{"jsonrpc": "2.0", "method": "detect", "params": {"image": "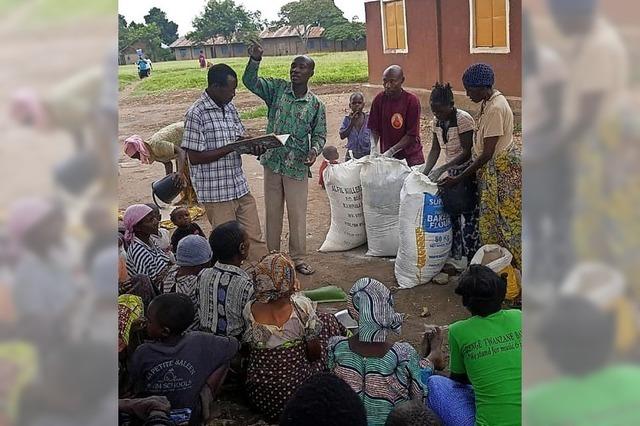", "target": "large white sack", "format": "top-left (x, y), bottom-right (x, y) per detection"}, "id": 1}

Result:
top-left (360, 156), bottom-right (411, 256)
top-left (395, 171), bottom-right (452, 288)
top-left (319, 159), bottom-right (367, 252)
